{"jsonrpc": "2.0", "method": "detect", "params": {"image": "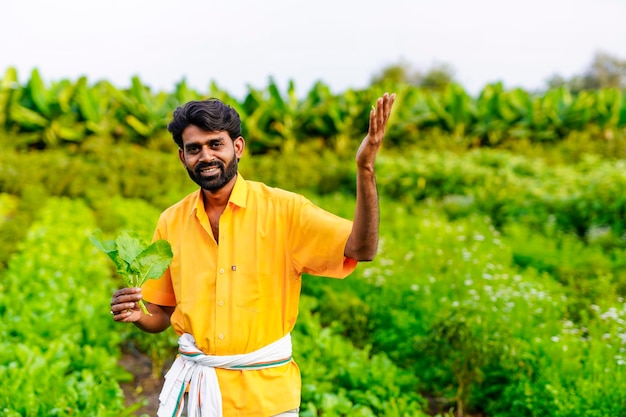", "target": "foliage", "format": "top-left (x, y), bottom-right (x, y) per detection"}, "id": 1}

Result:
top-left (295, 296), bottom-right (429, 417)
top-left (301, 195), bottom-right (626, 416)
top-left (0, 198), bottom-right (133, 415)
top-left (2, 69), bottom-right (626, 416)
top-left (2, 67), bottom-right (626, 156)
top-left (91, 229), bottom-right (173, 315)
